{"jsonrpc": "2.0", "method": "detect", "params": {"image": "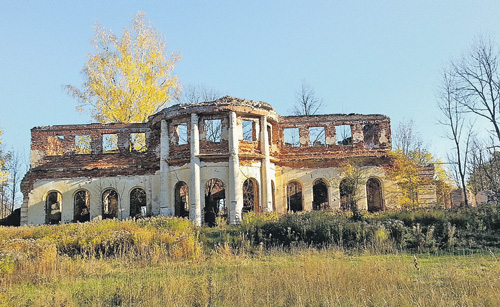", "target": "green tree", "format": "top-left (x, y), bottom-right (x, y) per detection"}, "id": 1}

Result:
top-left (65, 12), bottom-right (181, 123)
